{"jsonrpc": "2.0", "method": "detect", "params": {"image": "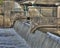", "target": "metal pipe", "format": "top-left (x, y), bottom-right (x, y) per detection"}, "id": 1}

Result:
top-left (21, 3), bottom-right (58, 7)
